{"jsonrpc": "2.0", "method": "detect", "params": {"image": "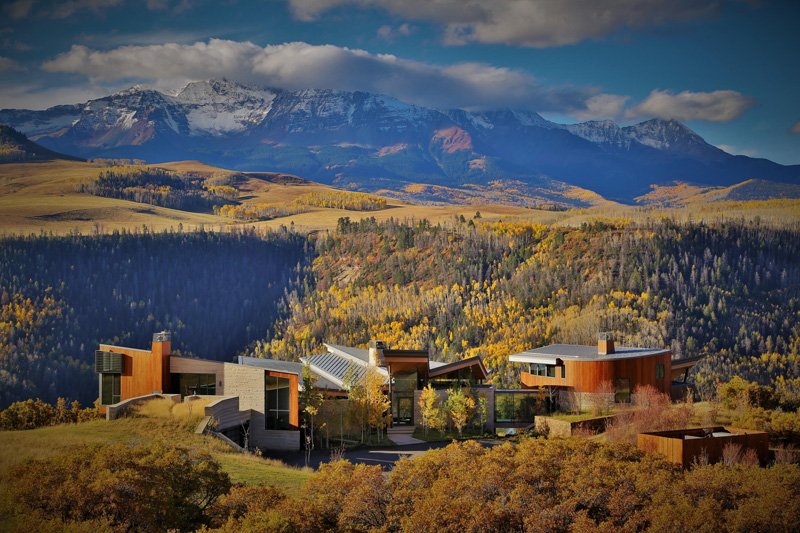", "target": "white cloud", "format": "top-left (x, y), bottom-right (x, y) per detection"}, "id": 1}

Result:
top-left (377, 23), bottom-right (414, 42)
top-left (626, 89), bottom-right (754, 123)
top-left (40, 39), bottom-right (627, 116)
top-left (286, 0), bottom-right (727, 47)
top-left (717, 144), bottom-right (757, 157)
top-left (573, 94), bottom-right (630, 121)
top-left (790, 121), bottom-right (800, 135)
top-left (0, 56), bottom-right (23, 71)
